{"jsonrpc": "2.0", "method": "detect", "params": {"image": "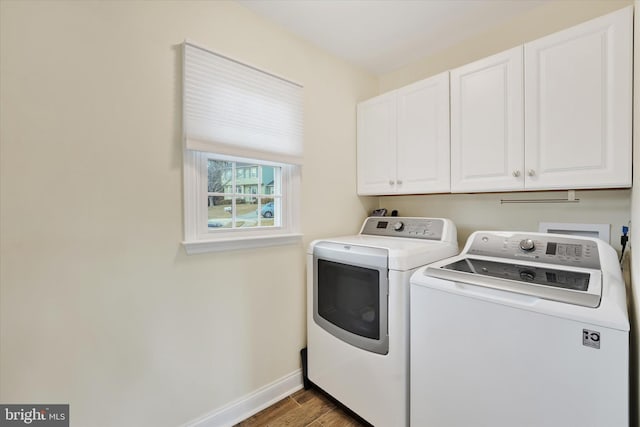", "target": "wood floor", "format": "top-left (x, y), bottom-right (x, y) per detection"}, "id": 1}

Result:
top-left (234, 387), bottom-right (371, 427)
